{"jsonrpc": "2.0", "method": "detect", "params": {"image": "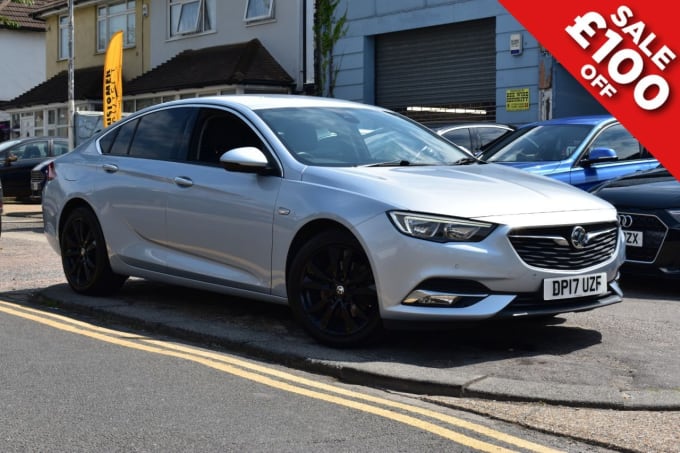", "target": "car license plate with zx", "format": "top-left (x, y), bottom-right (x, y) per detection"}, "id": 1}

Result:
top-left (543, 273), bottom-right (606, 300)
top-left (623, 230), bottom-right (643, 247)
